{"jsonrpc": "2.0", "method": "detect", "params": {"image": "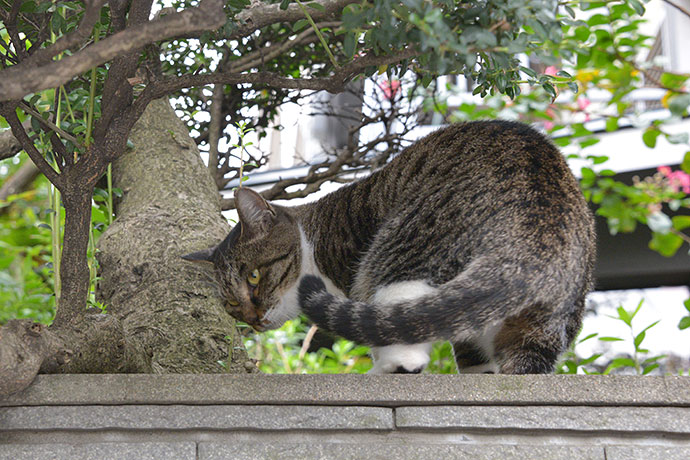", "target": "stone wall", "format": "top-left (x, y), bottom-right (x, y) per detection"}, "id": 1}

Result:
top-left (1, 374), bottom-right (689, 459)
